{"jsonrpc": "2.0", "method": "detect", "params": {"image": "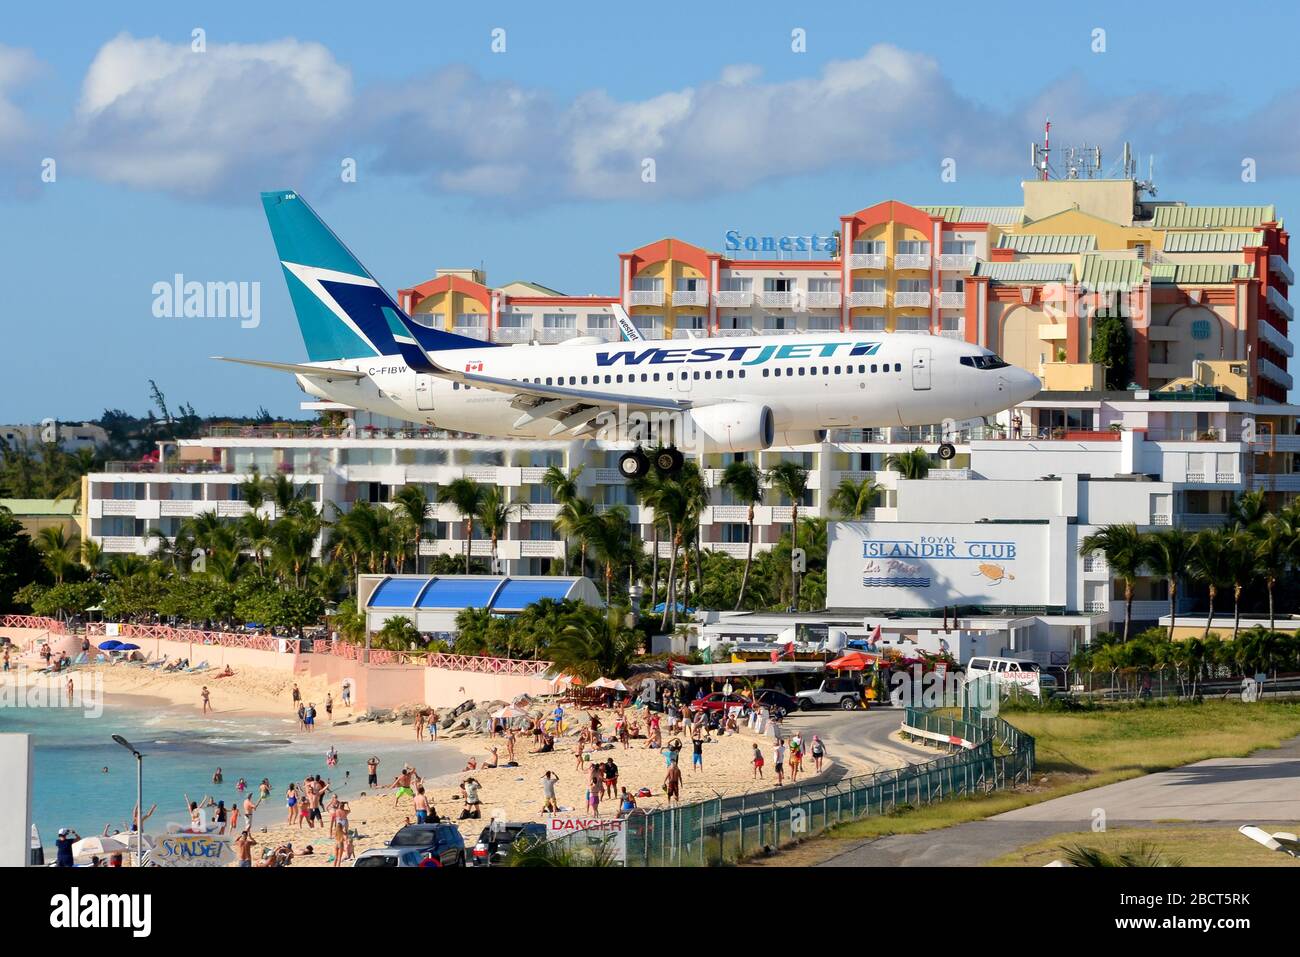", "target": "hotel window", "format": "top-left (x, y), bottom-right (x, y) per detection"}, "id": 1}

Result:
top-left (674, 277), bottom-right (704, 291)
top-left (718, 315), bottom-right (752, 331)
top-left (633, 314), bottom-right (663, 332)
top-left (941, 239), bottom-right (975, 255)
top-left (677, 314), bottom-right (706, 330)
top-left (498, 312), bottom-right (529, 328)
top-left (852, 278), bottom-right (885, 292)
top-left (719, 276), bottom-right (752, 292)
top-left (763, 277), bottom-right (794, 293)
top-left (941, 317), bottom-right (962, 333)
top-left (897, 279), bottom-right (928, 293)
top-left (762, 314), bottom-right (795, 331)
top-left (454, 313), bottom-right (485, 329)
top-left (631, 277), bottom-right (663, 292)
top-left (542, 313), bottom-right (575, 330)
top-left (408, 311), bottom-right (441, 329)
top-left (896, 240), bottom-right (930, 255)
top-left (895, 316), bottom-right (928, 331)
top-left (807, 278), bottom-right (840, 292)
top-left (851, 240), bottom-right (885, 254)
top-left (941, 278), bottom-right (965, 293)
top-left (585, 313), bottom-right (614, 329)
